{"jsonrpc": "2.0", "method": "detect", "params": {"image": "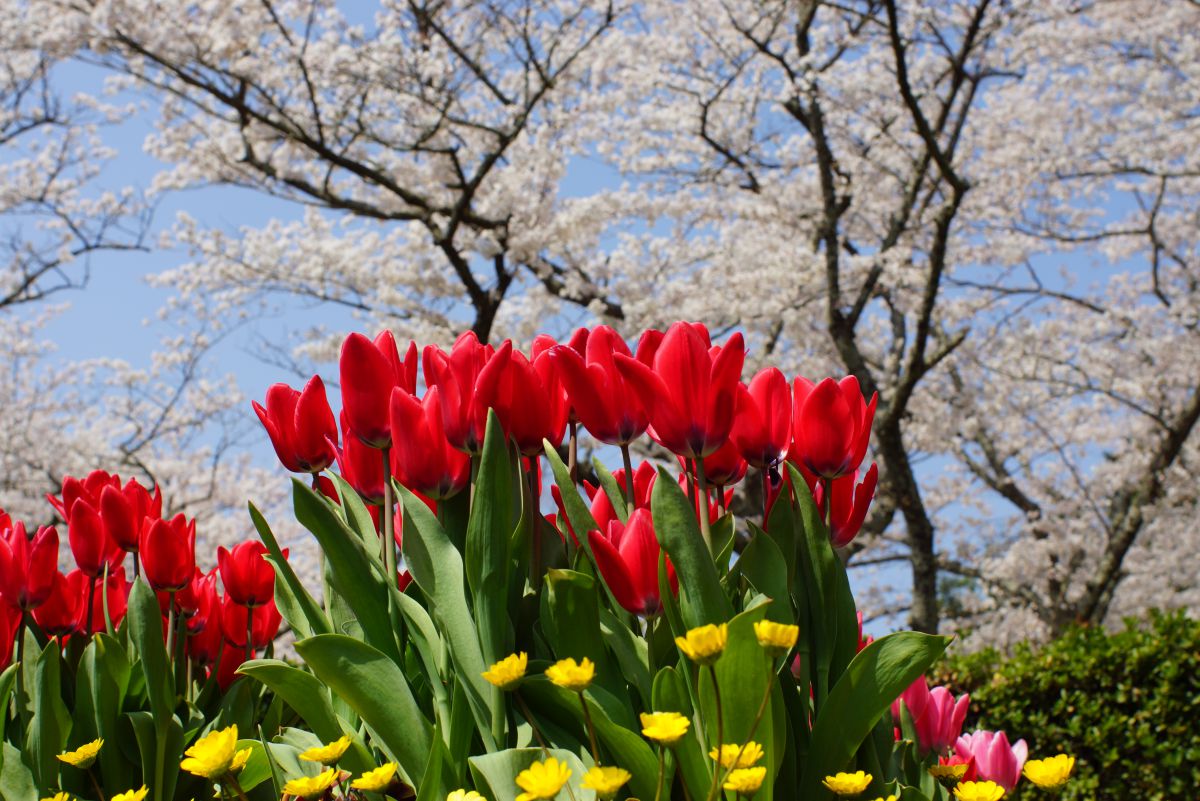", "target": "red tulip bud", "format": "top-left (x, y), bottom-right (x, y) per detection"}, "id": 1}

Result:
top-left (217, 541), bottom-right (279, 608)
top-left (0, 521), bottom-right (59, 610)
top-left (68, 498), bottom-right (124, 579)
top-left (139, 514), bottom-right (196, 592)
